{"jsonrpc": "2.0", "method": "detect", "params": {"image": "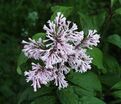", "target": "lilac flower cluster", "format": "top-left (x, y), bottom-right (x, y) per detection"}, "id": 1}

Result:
top-left (22, 12), bottom-right (100, 91)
